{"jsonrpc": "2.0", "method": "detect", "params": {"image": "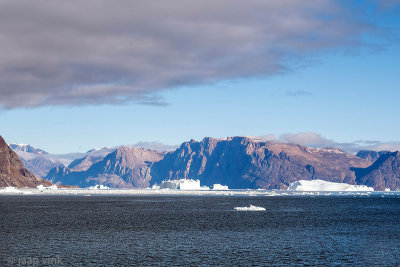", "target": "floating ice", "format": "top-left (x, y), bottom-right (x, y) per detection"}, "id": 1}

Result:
top-left (0, 187), bottom-right (22, 194)
top-left (234, 205), bottom-right (266, 211)
top-left (159, 179), bottom-right (202, 190)
top-left (37, 185), bottom-right (58, 191)
top-left (287, 180), bottom-right (374, 192)
top-left (87, 184), bottom-right (110, 190)
top-left (212, 184), bottom-right (229, 190)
